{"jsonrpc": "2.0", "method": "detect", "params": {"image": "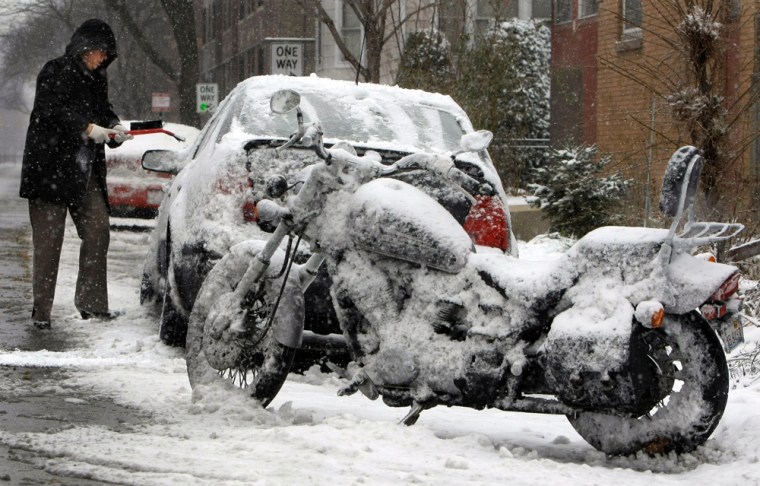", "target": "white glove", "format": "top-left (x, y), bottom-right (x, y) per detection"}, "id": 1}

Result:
top-left (111, 124), bottom-right (134, 143)
top-left (86, 124), bottom-right (119, 144)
